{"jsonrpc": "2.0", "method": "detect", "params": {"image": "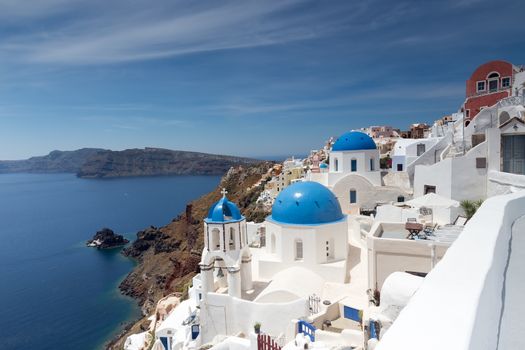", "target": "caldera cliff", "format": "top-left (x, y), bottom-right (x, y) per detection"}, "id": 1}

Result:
top-left (107, 161), bottom-right (273, 349)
